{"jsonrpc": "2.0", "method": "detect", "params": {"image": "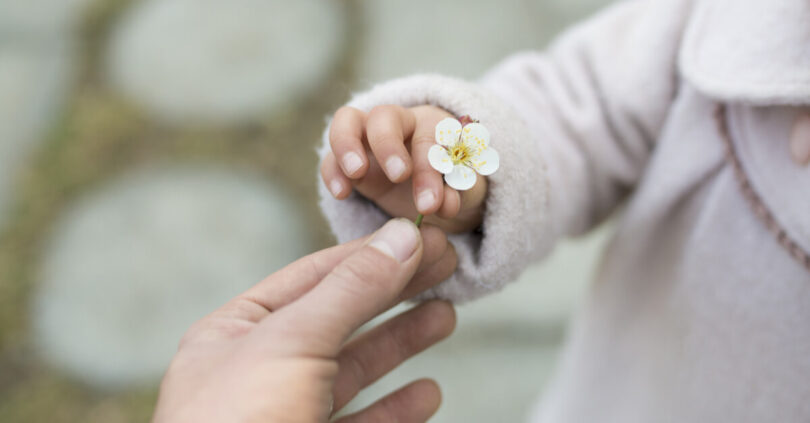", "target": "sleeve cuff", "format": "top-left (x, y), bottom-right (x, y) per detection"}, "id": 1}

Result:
top-left (317, 74), bottom-right (555, 303)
